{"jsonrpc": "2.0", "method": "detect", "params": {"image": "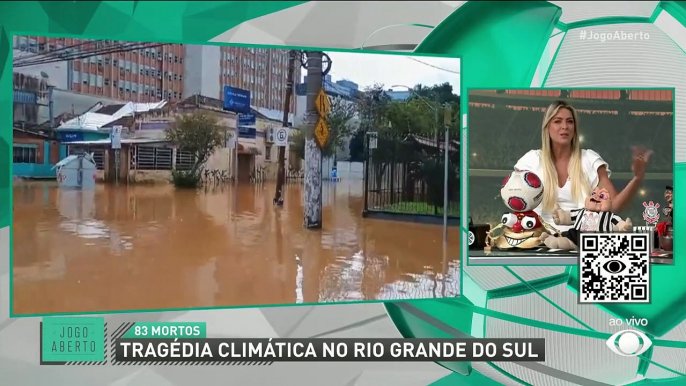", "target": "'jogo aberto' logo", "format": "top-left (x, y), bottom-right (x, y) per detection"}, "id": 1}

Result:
top-left (642, 201), bottom-right (661, 224)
